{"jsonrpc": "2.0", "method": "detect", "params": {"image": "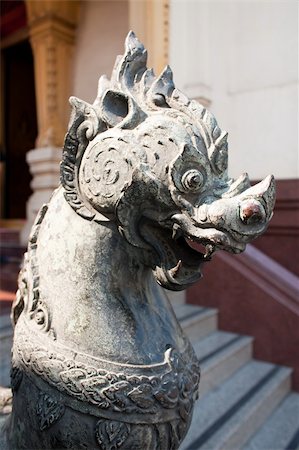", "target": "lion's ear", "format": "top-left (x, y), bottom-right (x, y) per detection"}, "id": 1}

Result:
top-left (100, 89), bottom-right (145, 130)
top-left (60, 97), bottom-right (109, 222)
top-left (100, 90), bottom-right (129, 127)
